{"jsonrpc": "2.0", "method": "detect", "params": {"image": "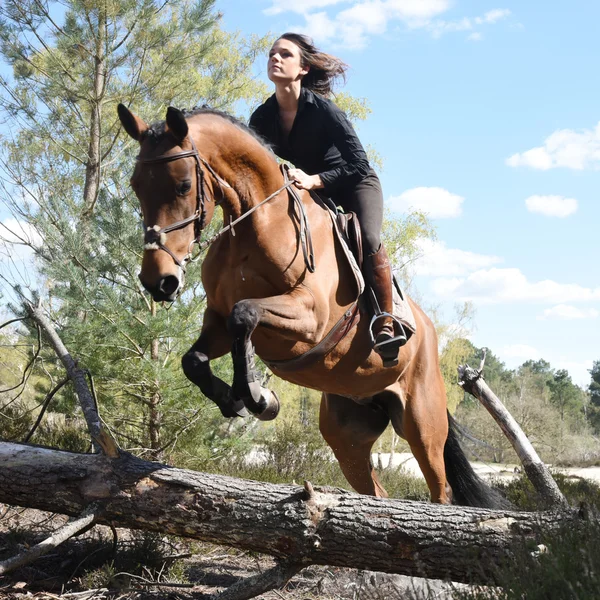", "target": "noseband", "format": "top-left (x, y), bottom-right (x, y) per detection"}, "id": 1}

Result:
top-left (136, 136), bottom-right (231, 270)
